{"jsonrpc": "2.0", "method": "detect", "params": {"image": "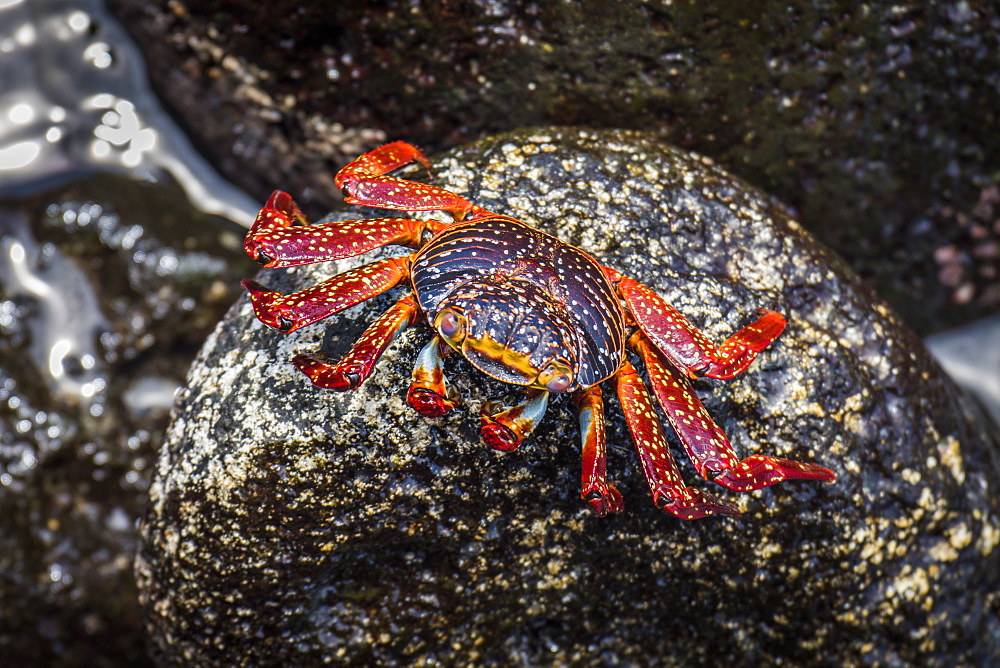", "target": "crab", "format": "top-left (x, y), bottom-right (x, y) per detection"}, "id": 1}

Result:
top-left (241, 141), bottom-right (835, 519)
